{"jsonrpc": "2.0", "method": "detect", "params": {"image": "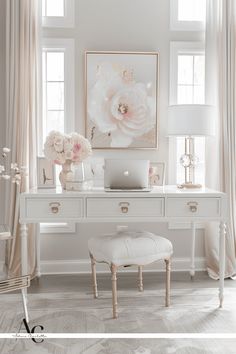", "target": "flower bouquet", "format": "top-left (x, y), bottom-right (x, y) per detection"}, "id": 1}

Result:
top-left (44, 131), bottom-right (92, 189)
top-left (0, 147), bottom-right (27, 185)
